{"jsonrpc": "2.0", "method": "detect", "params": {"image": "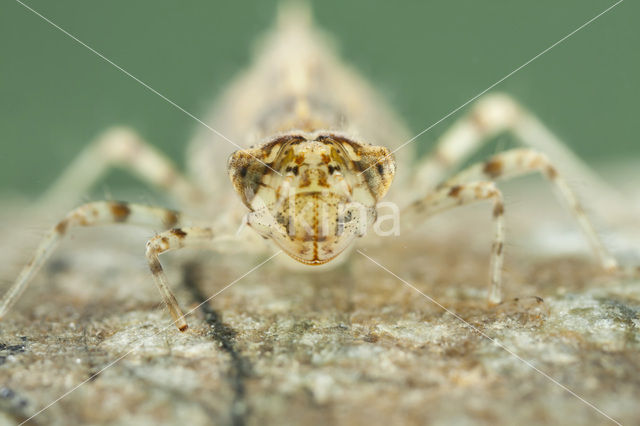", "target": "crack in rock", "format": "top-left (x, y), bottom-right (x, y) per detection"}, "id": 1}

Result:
top-left (182, 262), bottom-right (252, 426)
